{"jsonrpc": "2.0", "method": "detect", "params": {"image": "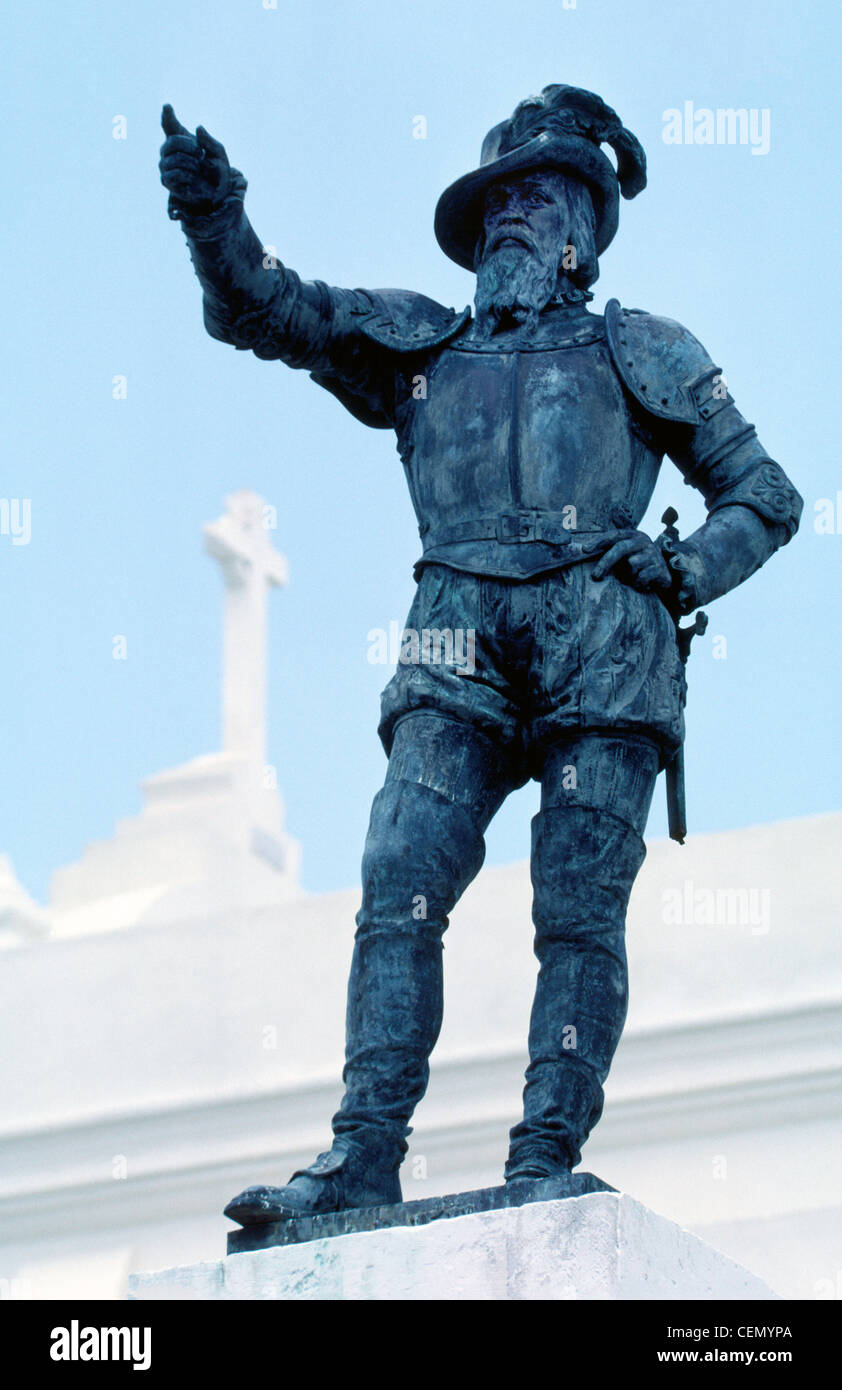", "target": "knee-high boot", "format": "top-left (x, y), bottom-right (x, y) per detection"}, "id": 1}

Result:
top-left (224, 713), bottom-right (515, 1225)
top-left (505, 805), bottom-right (646, 1179)
top-left (329, 774), bottom-right (487, 1184)
top-left (224, 770), bottom-right (488, 1224)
